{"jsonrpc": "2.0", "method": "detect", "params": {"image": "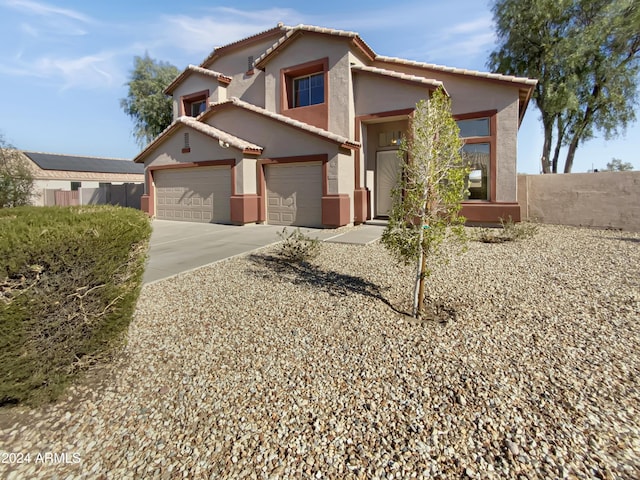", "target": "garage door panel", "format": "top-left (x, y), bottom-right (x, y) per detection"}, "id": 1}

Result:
top-left (266, 163), bottom-right (322, 227)
top-left (155, 166), bottom-right (231, 224)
